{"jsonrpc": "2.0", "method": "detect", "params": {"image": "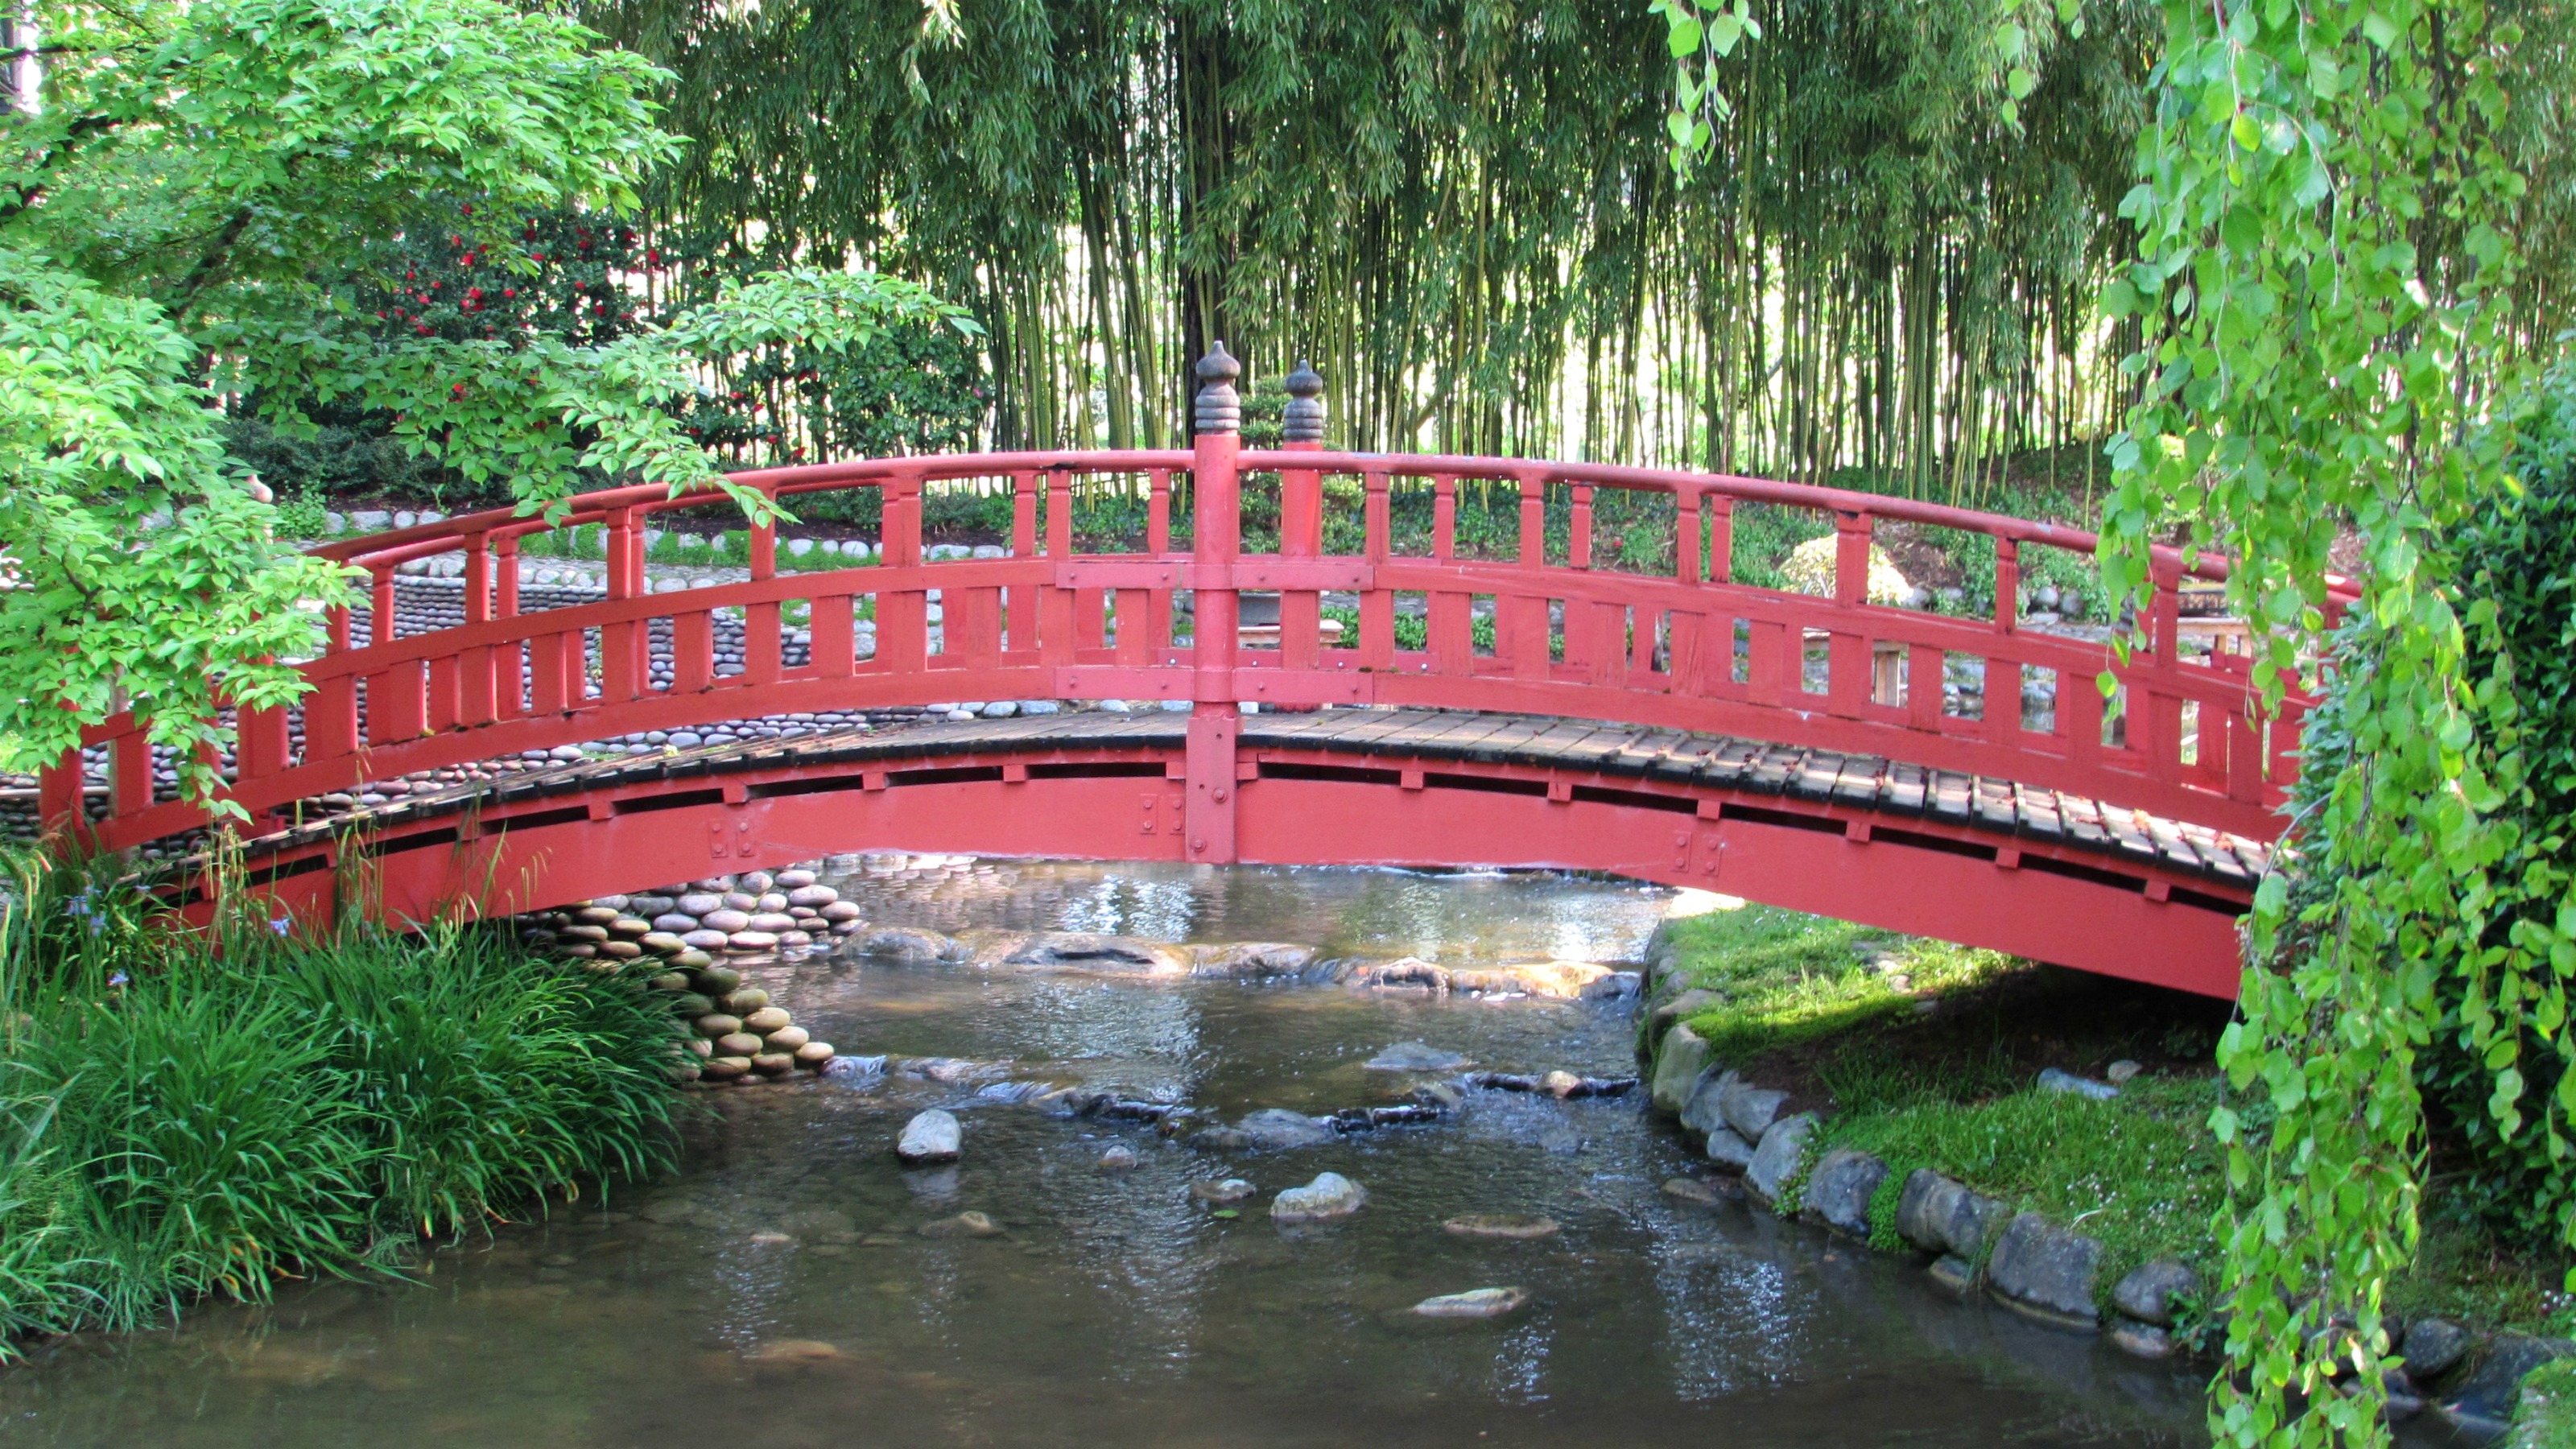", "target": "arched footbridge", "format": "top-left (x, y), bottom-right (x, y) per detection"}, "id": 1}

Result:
top-left (41, 356), bottom-right (2312, 1000)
